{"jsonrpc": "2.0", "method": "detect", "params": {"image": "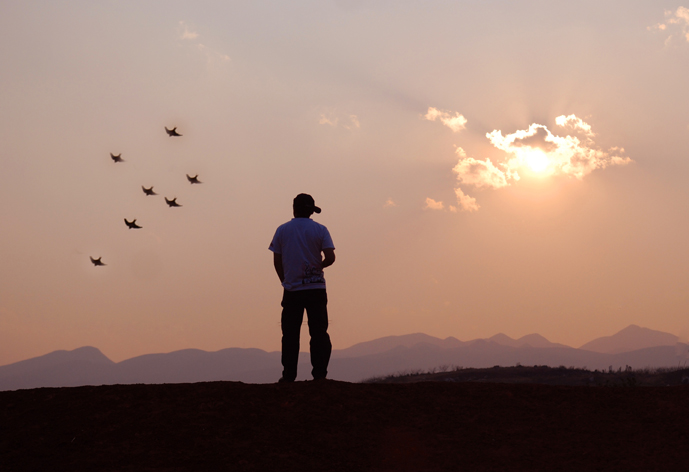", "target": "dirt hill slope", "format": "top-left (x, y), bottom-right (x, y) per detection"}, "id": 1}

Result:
top-left (2, 378), bottom-right (689, 471)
